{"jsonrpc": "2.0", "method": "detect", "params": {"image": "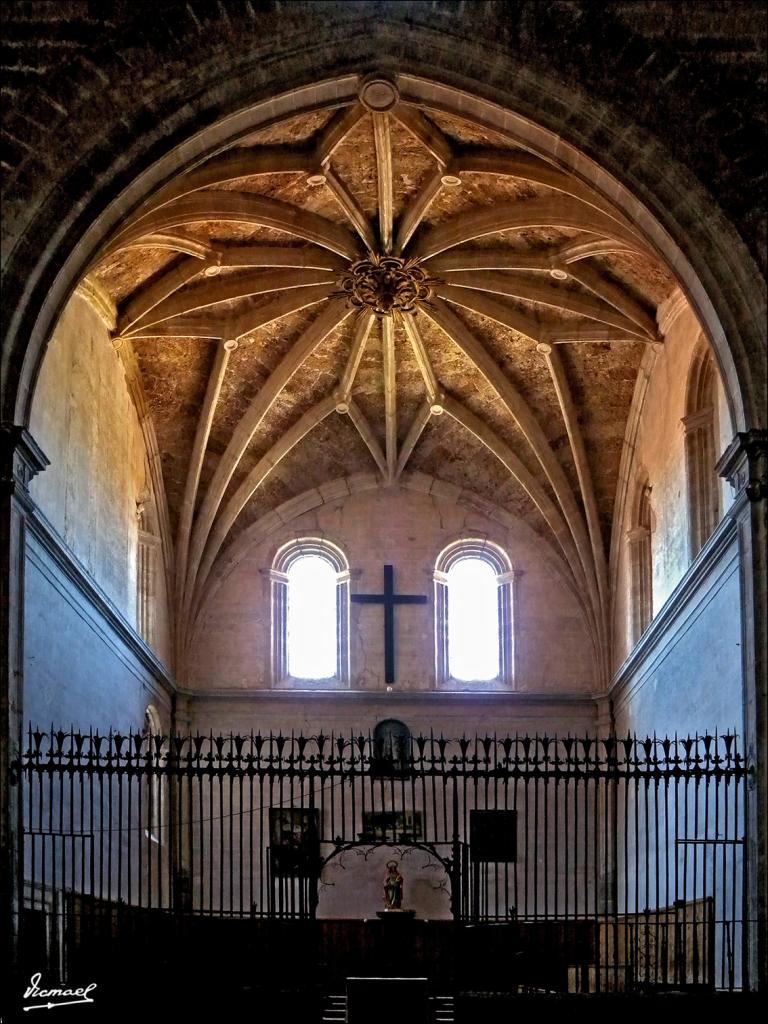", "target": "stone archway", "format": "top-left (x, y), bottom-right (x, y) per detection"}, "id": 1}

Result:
top-left (2, 10), bottom-right (764, 431)
top-left (2, 6), bottom-right (766, 992)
